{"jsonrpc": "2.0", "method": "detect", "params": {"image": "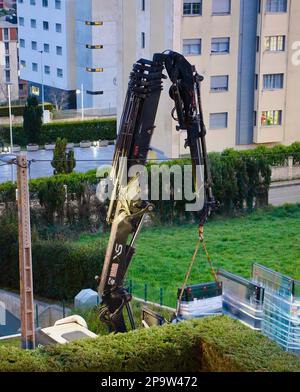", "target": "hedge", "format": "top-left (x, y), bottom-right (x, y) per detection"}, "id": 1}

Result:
top-left (0, 103), bottom-right (53, 118)
top-left (0, 218), bottom-right (104, 300)
top-left (0, 317), bottom-right (299, 372)
top-left (0, 118), bottom-right (117, 146)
